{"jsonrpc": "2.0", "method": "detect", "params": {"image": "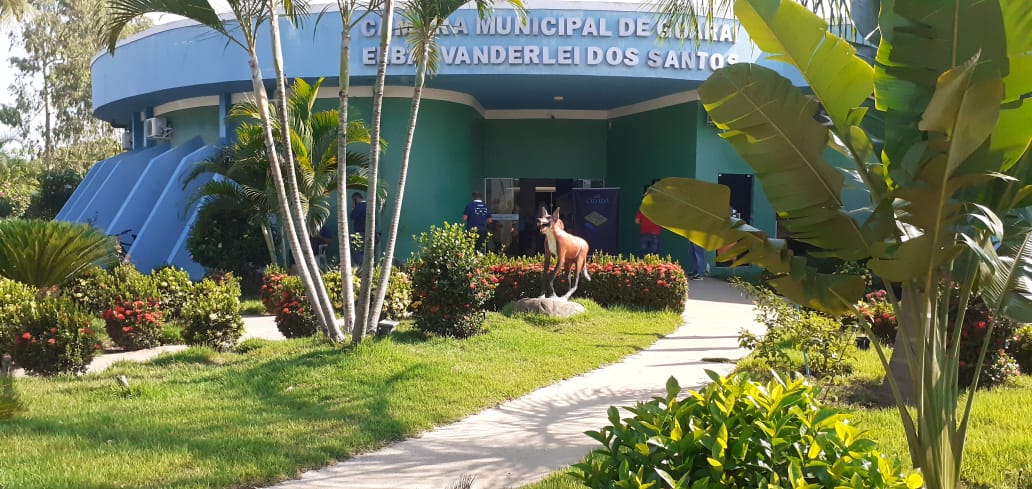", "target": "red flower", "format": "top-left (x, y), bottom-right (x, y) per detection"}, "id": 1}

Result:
top-left (116, 314), bottom-right (126, 321)
top-left (49, 327), bottom-right (58, 333)
top-left (21, 332), bottom-right (31, 340)
top-left (47, 338), bottom-right (56, 345)
top-left (122, 326), bottom-right (133, 332)
top-left (975, 321), bottom-right (987, 329)
top-left (94, 343), bottom-right (102, 350)
top-left (115, 306), bottom-right (125, 314)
